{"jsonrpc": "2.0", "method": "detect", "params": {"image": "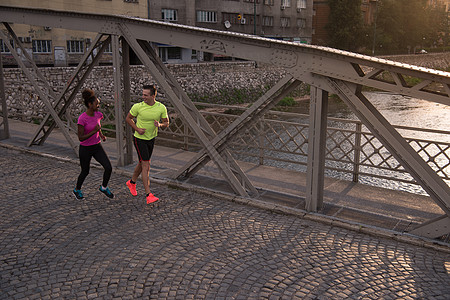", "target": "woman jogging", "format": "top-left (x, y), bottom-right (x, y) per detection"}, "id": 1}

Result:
top-left (73, 89), bottom-right (114, 200)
